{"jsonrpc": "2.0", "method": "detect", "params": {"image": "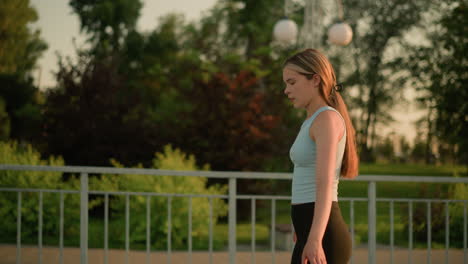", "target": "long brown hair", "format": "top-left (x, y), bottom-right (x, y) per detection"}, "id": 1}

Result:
top-left (283, 48), bottom-right (359, 179)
